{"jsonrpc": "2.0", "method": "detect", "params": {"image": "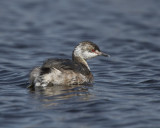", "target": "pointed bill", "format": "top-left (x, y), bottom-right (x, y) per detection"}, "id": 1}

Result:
top-left (96, 51), bottom-right (110, 57)
top-left (100, 52), bottom-right (110, 57)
